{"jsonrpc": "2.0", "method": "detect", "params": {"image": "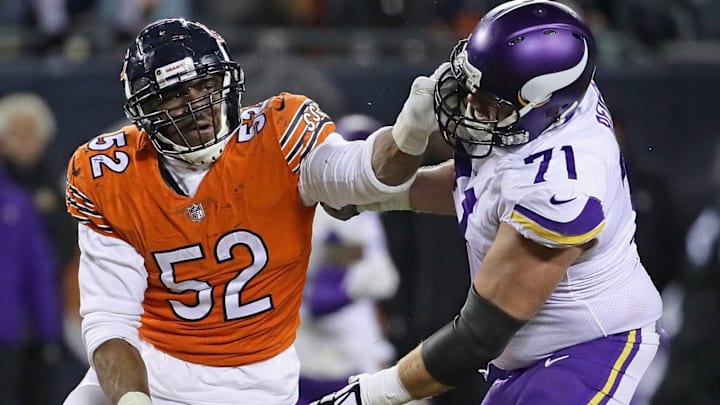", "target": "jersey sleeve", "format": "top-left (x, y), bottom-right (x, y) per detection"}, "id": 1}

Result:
top-left (271, 93), bottom-right (336, 173)
top-left (499, 153), bottom-right (608, 248)
top-left (65, 146), bottom-right (115, 237)
top-left (504, 188), bottom-right (606, 248)
top-left (76, 224), bottom-right (146, 366)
